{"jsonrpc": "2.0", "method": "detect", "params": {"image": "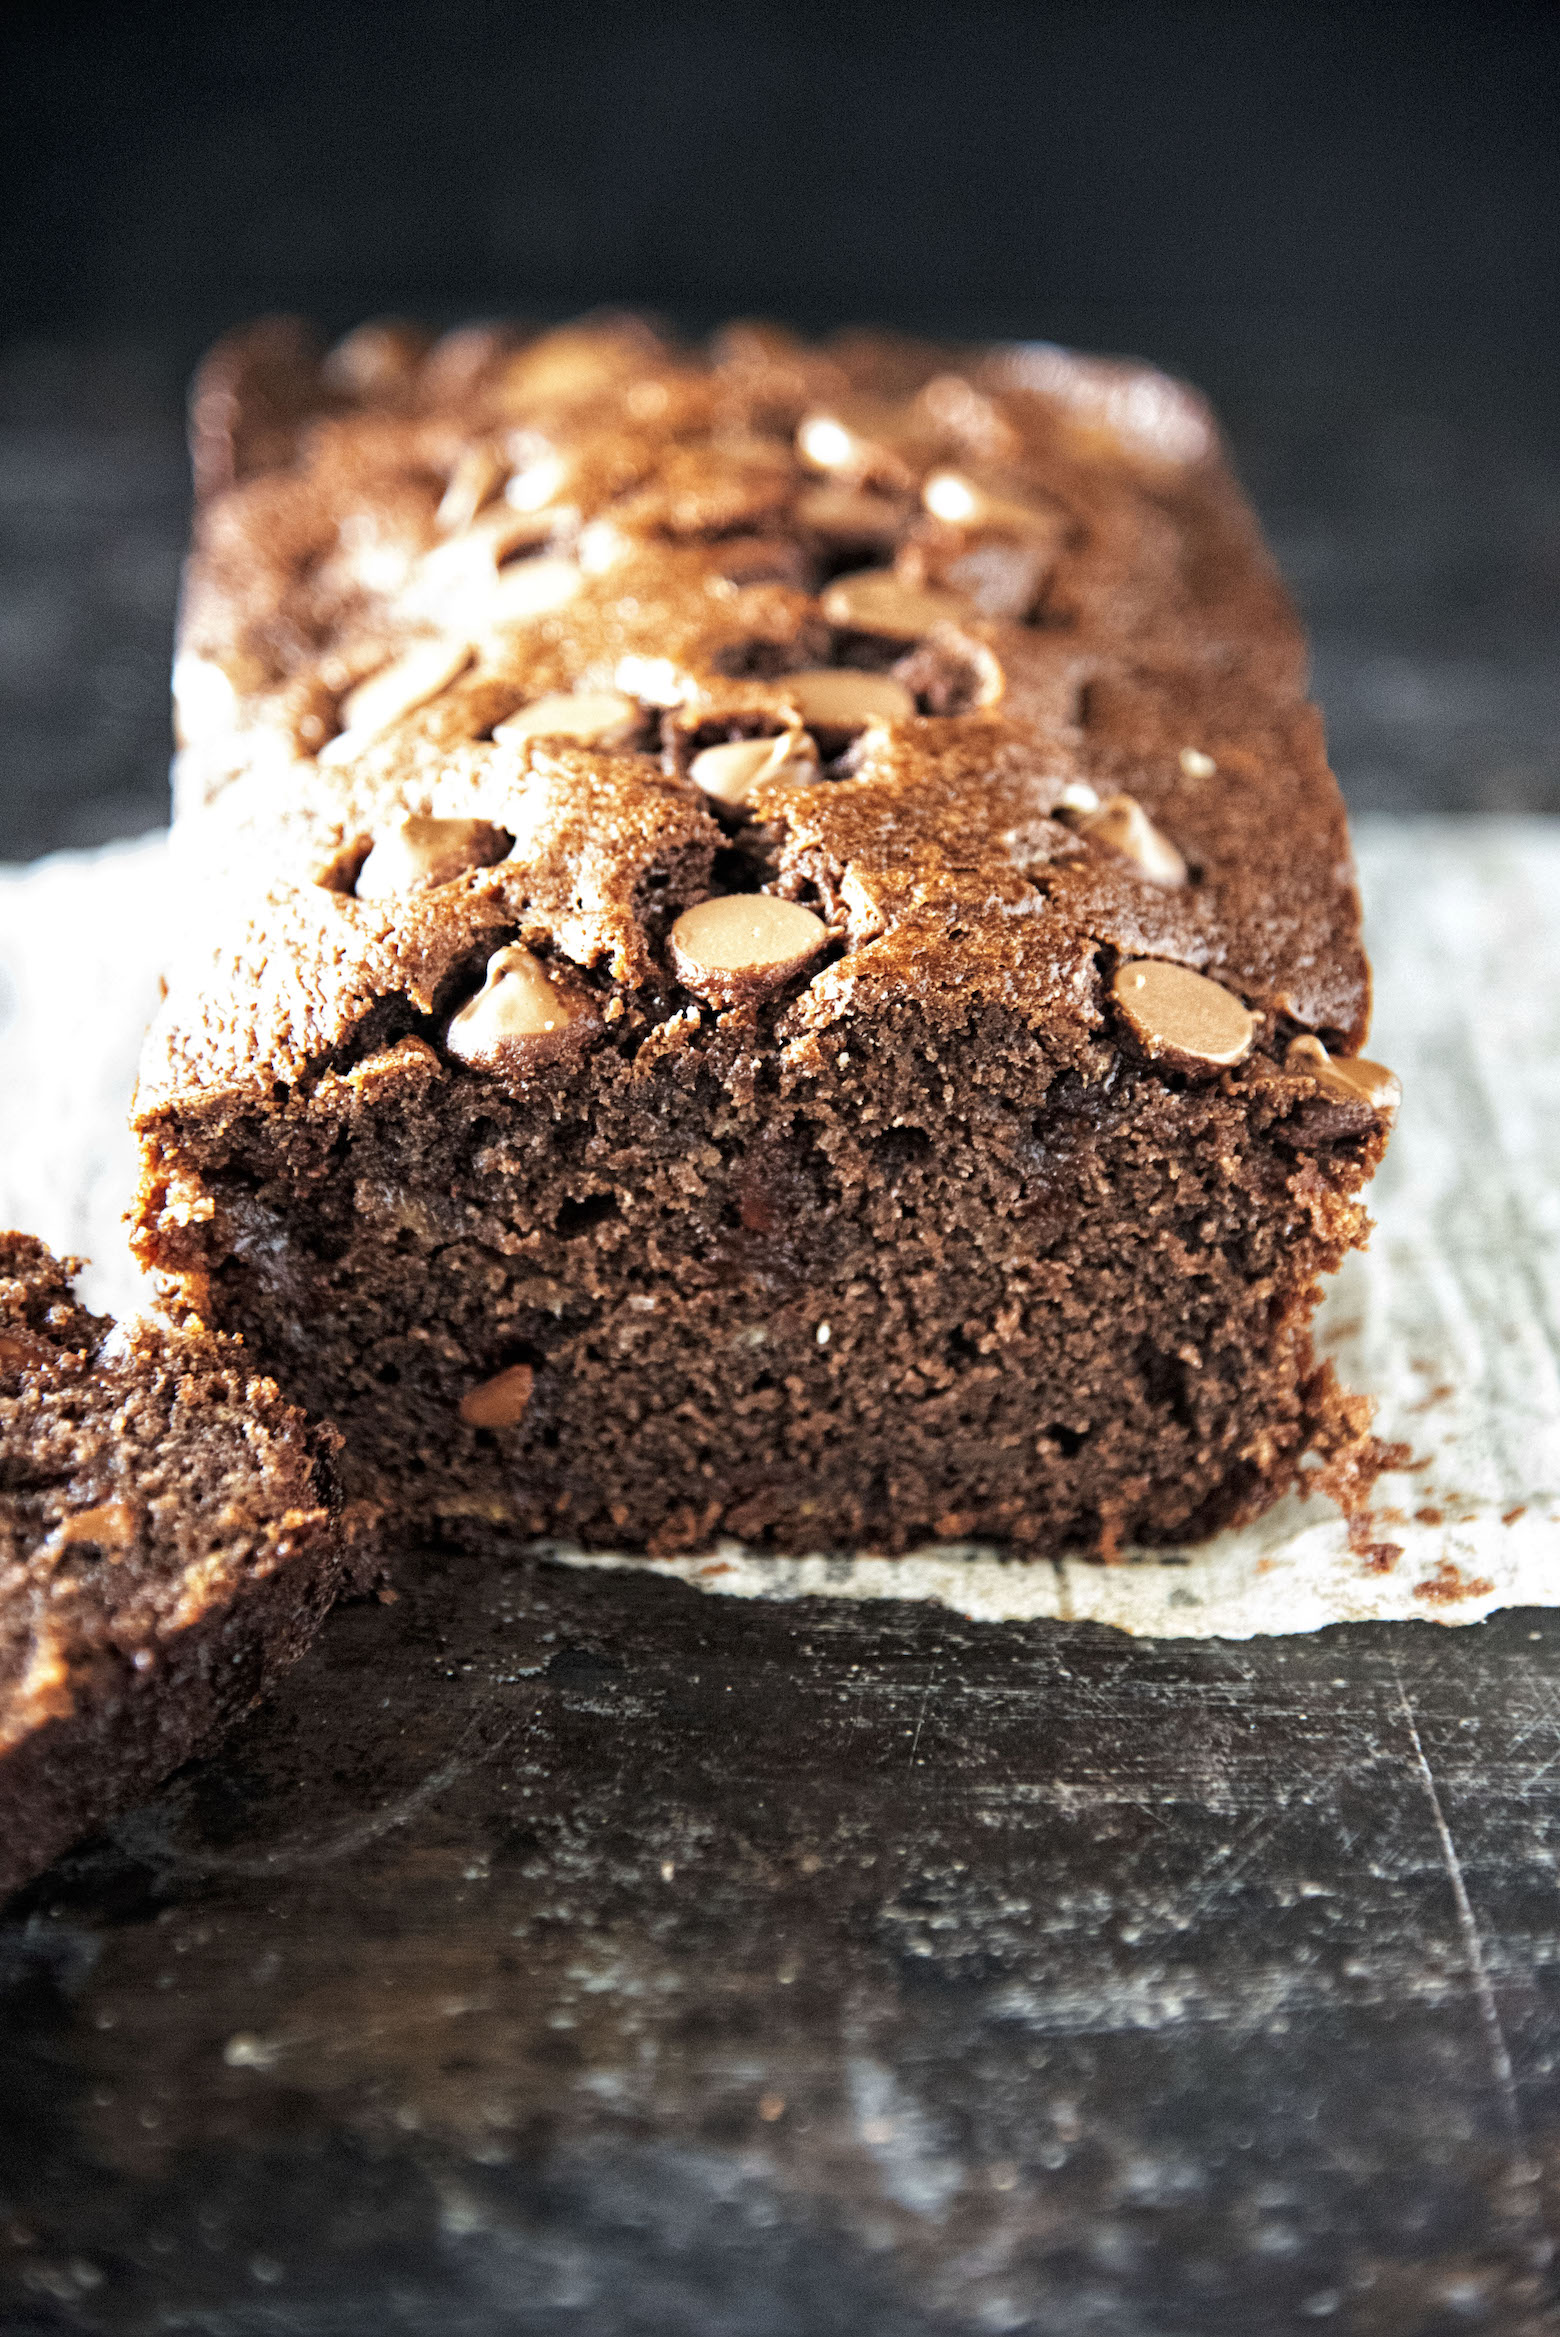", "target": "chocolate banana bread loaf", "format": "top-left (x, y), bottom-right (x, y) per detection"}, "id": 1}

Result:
top-left (132, 314), bottom-right (1397, 1559)
top-left (0, 1234), bottom-right (370, 1898)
